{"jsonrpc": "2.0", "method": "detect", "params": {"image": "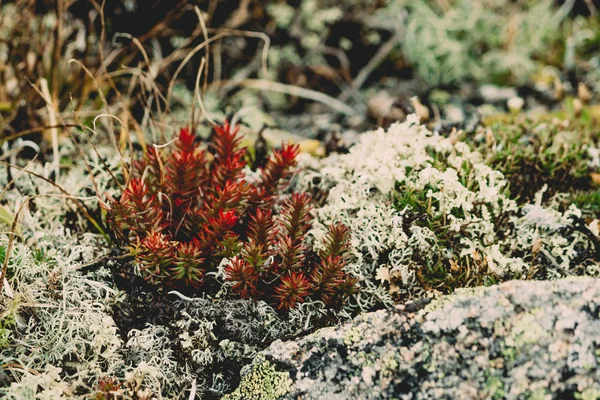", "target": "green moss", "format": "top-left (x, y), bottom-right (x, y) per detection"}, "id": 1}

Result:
top-left (32, 247), bottom-right (50, 264)
top-left (570, 189), bottom-right (600, 218)
top-left (0, 317), bottom-right (14, 349)
top-left (501, 347), bottom-right (517, 364)
top-left (344, 326), bottom-right (365, 346)
top-left (506, 310), bottom-right (548, 349)
top-left (527, 389), bottom-right (551, 400)
top-left (482, 112), bottom-right (598, 202)
top-left (59, 156), bottom-right (75, 166)
top-left (0, 297), bottom-right (19, 350)
top-left (485, 374), bottom-right (505, 400)
top-left (576, 388), bottom-right (600, 400)
top-left (391, 176), bottom-right (496, 294)
top-left (222, 358), bottom-right (292, 400)
top-left (429, 90), bottom-right (451, 107)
